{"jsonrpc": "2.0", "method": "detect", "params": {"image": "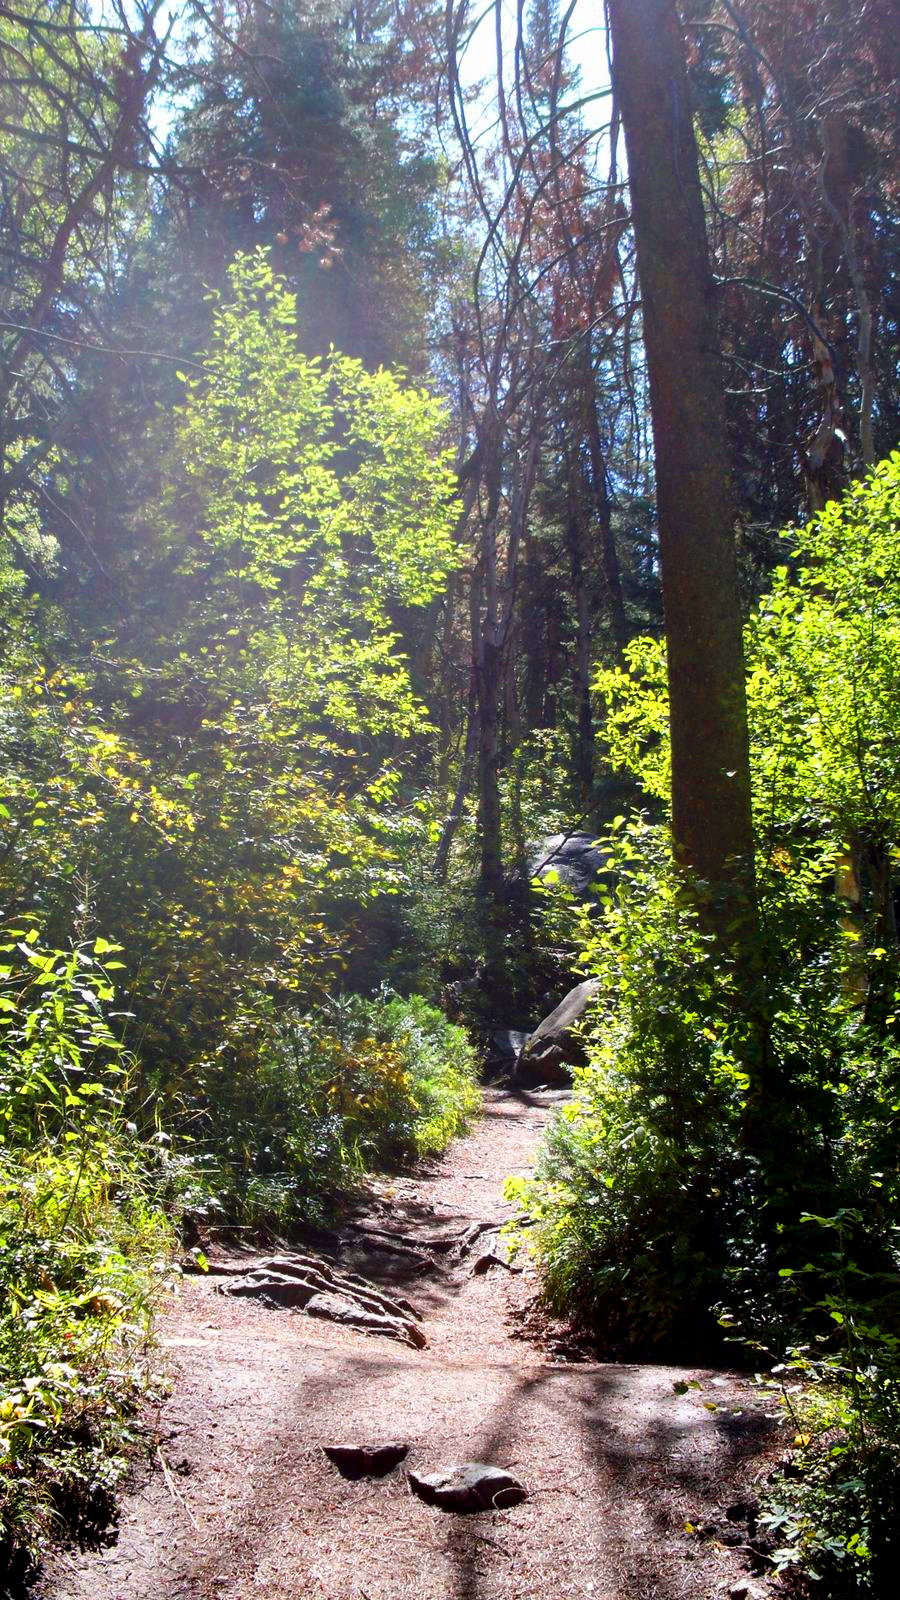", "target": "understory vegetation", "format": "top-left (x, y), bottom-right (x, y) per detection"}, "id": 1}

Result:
top-left (1, 2), bottom-right (899, 1594)
top-left (178, 991), bottom-right (480, 1233)
top-left (0, 252), bottom-right (479, 1571)
top-left (513, 458), bottom-right (900, 1594)
top-left (0, 931), bottom-right (171, 1577)
top-left (0, 924), bottom-right (477, 1571)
